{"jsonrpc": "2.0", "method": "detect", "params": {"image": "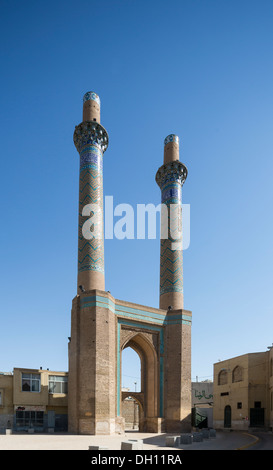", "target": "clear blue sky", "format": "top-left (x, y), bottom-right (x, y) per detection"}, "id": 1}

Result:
top-left (1, 0), bottom-right (273, 390)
